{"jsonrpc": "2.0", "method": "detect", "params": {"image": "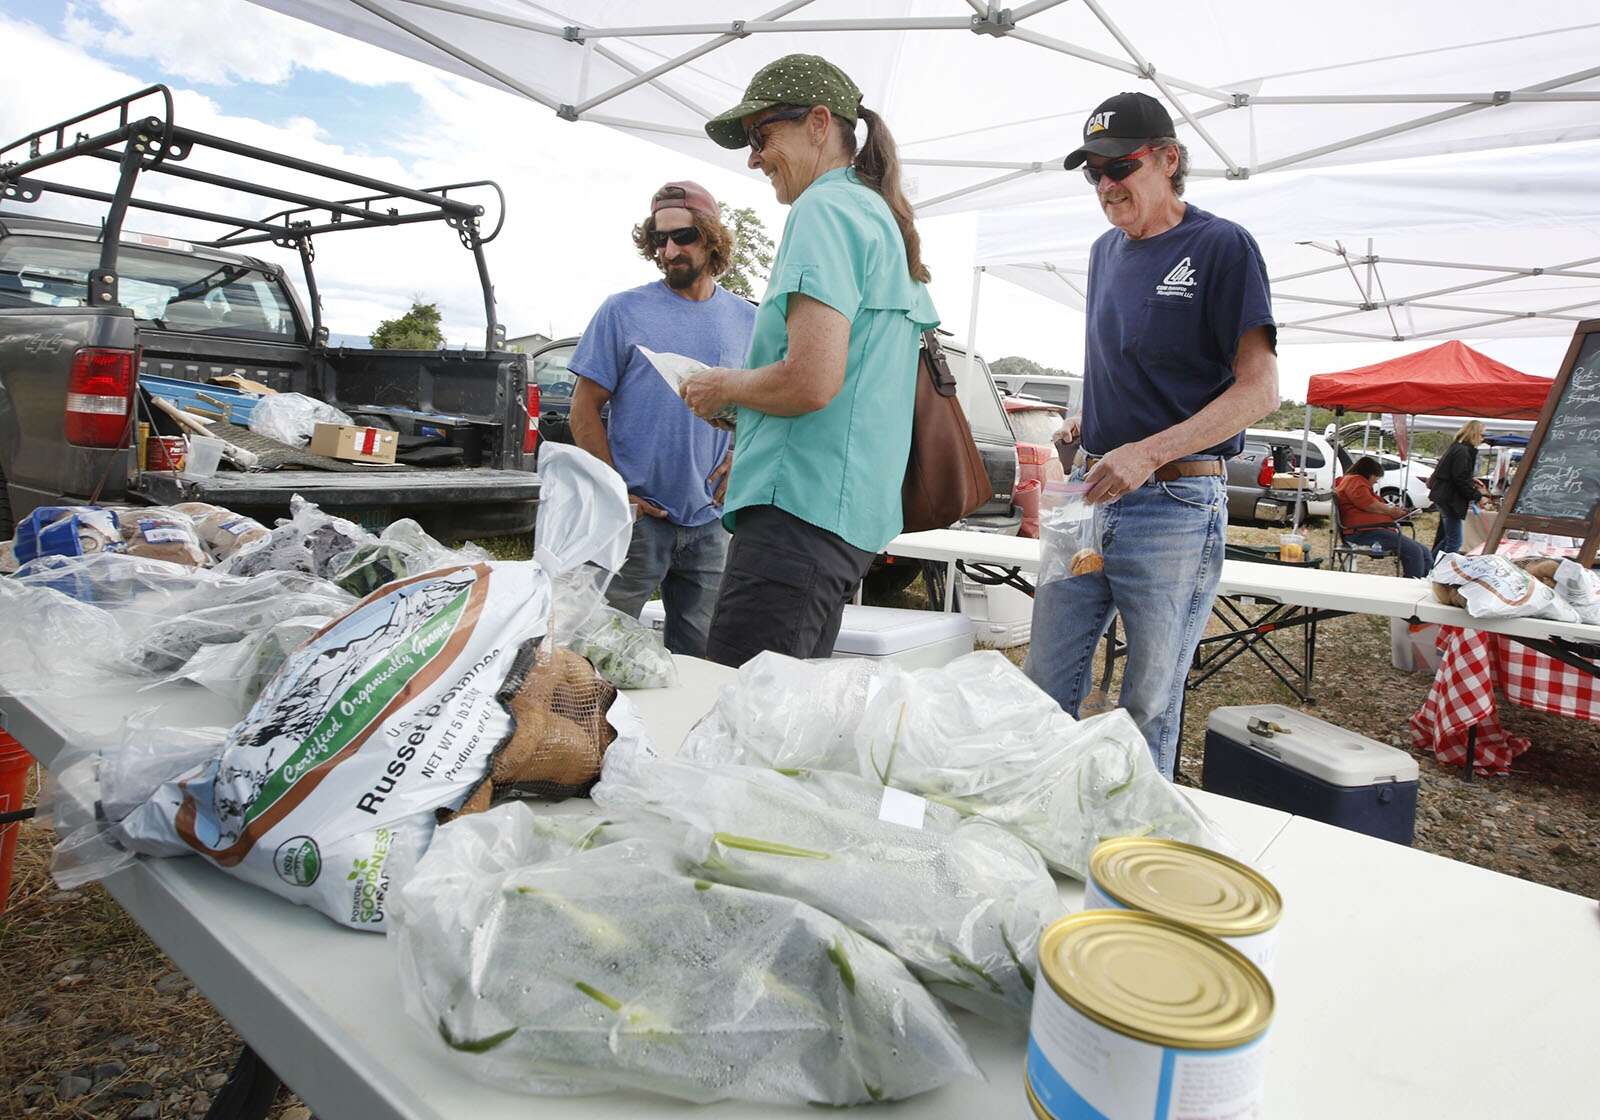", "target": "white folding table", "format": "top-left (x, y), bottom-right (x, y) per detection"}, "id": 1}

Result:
top-left (4, 658), bottom-right (1598, 1119)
